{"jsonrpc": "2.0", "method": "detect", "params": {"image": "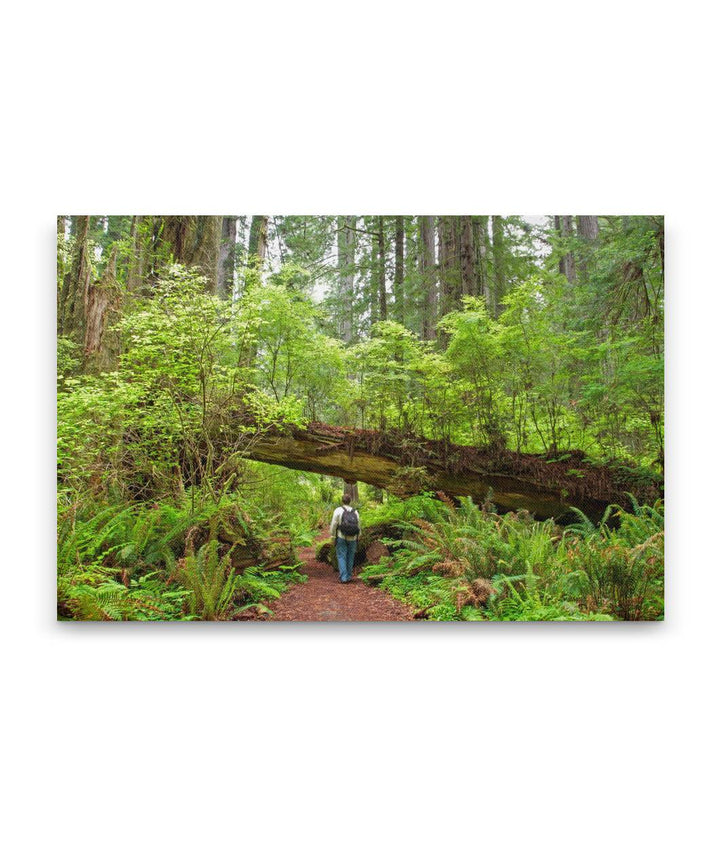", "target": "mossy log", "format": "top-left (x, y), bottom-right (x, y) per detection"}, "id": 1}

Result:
top-left (238, 422), bottom-right (662, 521)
